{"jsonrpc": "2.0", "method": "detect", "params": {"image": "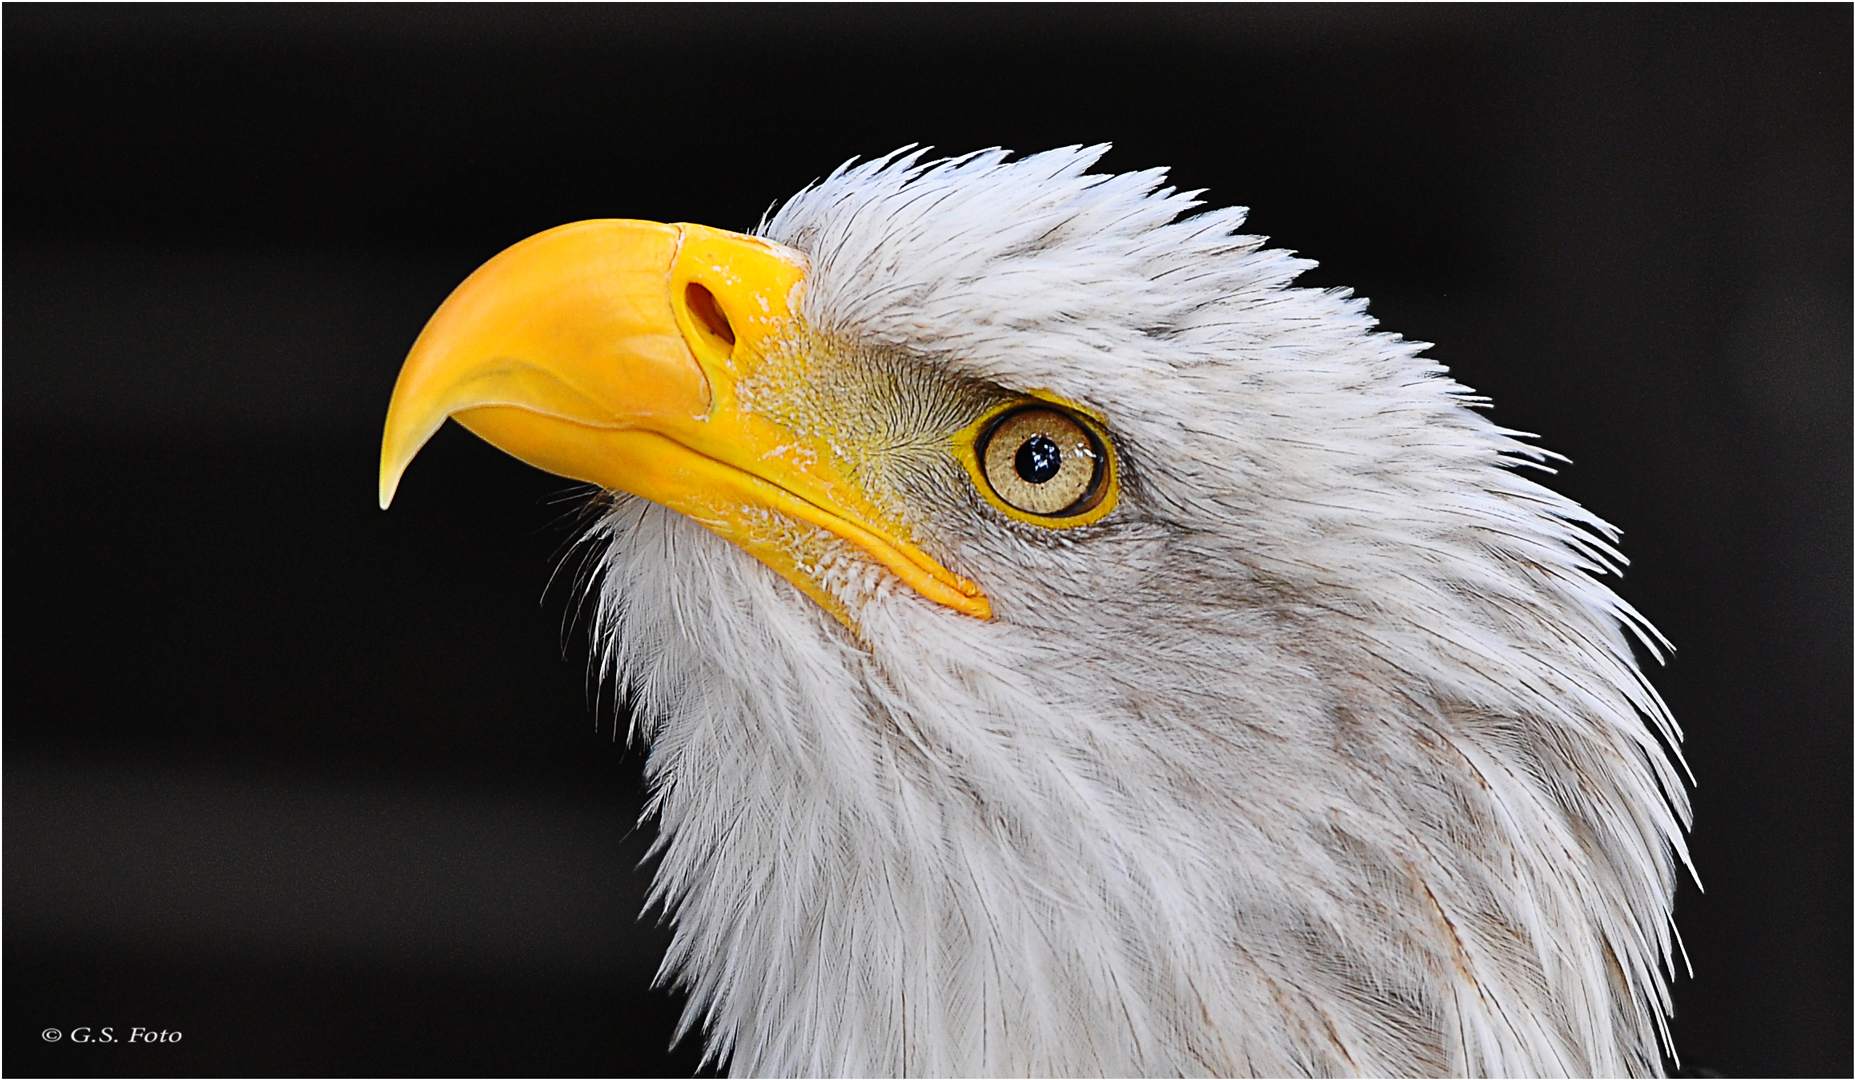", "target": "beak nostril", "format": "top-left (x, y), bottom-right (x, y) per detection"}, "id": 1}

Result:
top-left (685, 283), bottom-right (736, 352)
